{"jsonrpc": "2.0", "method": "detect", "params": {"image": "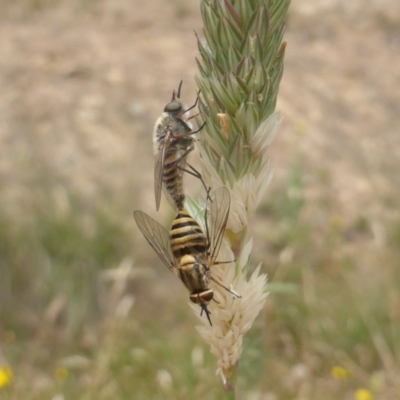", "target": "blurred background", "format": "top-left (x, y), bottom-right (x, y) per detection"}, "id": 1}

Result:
top-left (1, 0), bottom-right (400, 398)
